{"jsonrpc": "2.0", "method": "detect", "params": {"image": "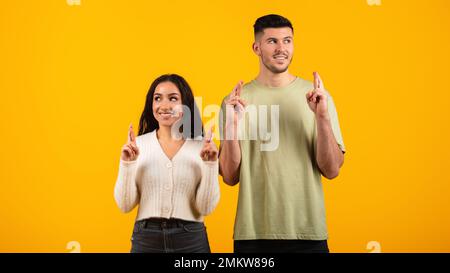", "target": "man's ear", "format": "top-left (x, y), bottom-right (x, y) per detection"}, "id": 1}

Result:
top-left (252, 42), bottom-right (261, 56)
